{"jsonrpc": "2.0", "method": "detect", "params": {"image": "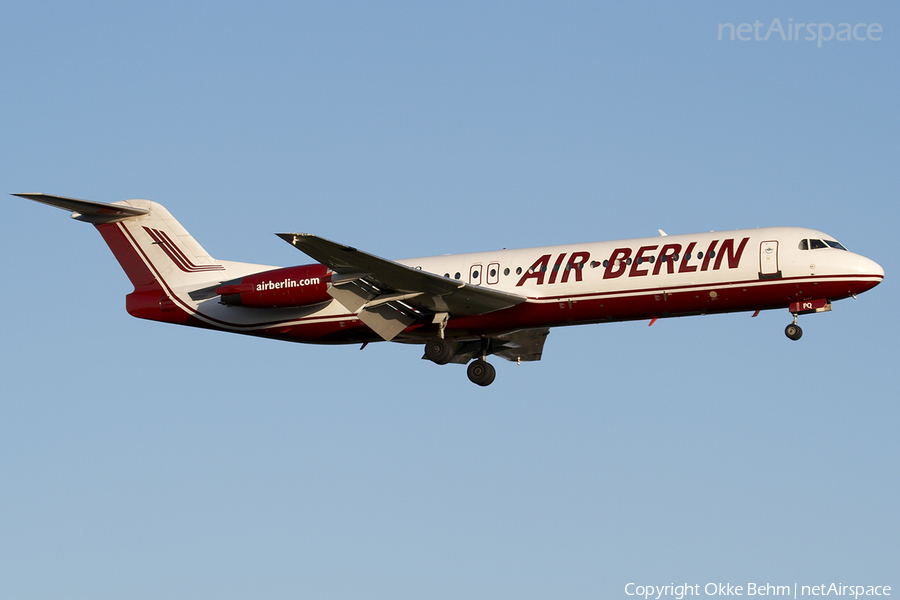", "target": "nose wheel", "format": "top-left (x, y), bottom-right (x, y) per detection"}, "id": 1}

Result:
top-left (467, 359), bottom-right (496, 386)
top-left (785, 315), bottom-right (803, 341)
